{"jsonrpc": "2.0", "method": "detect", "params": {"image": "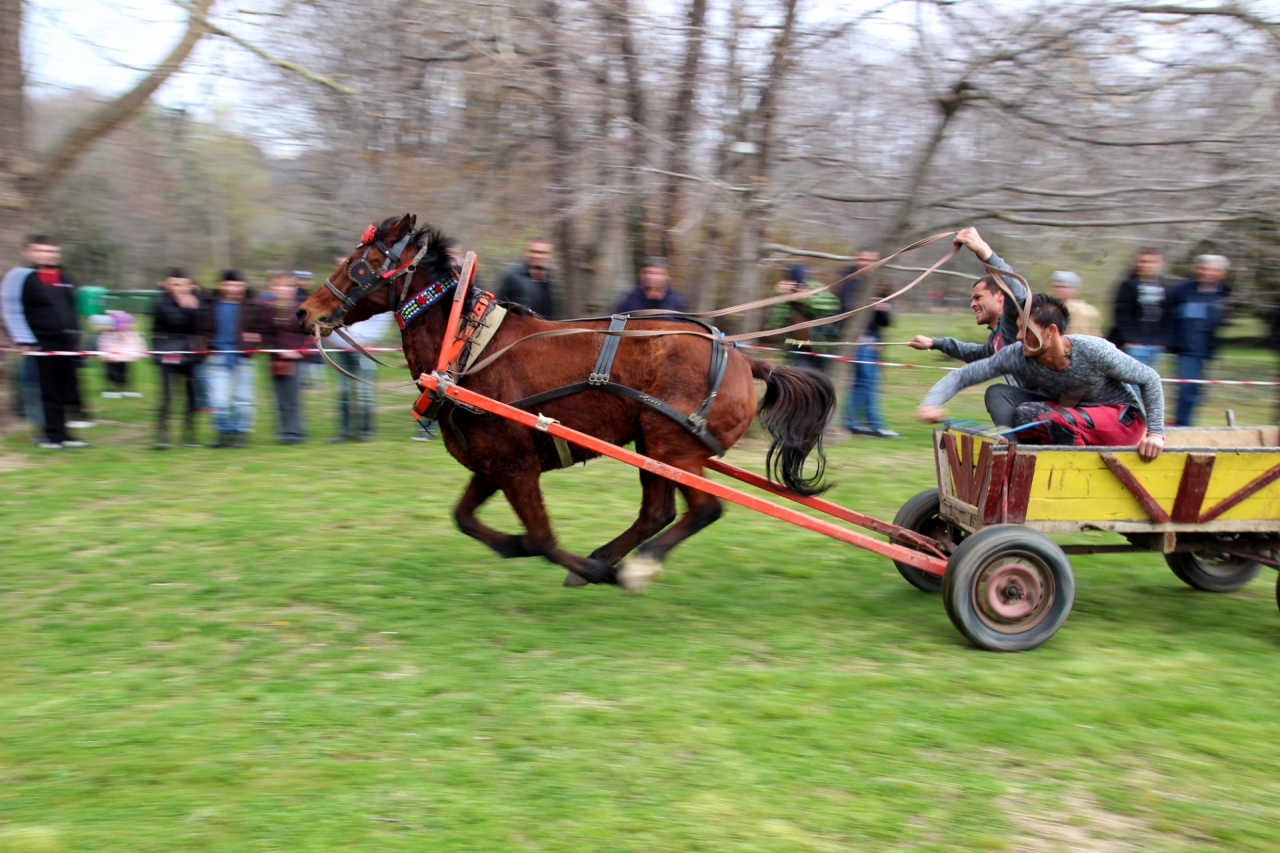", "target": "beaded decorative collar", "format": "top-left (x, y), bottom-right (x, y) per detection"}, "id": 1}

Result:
top-left (395, 276), bottom-right (459, 330)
